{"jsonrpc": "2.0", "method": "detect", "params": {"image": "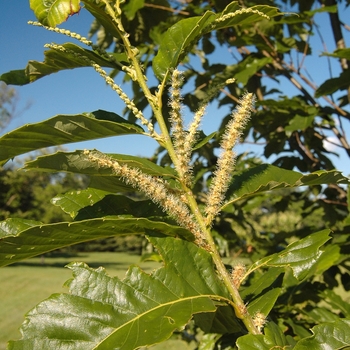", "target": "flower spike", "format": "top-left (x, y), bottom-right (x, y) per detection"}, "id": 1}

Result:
top-left (205, 92), bottom-right (255, 226)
